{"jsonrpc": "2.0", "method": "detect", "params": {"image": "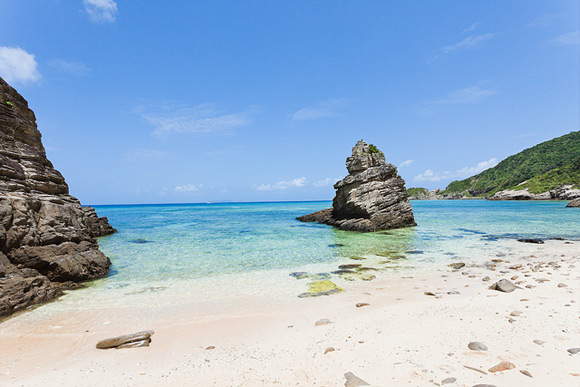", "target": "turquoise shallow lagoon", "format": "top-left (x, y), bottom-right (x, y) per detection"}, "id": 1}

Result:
top-left (92, 200), bottom-right (580, 286)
